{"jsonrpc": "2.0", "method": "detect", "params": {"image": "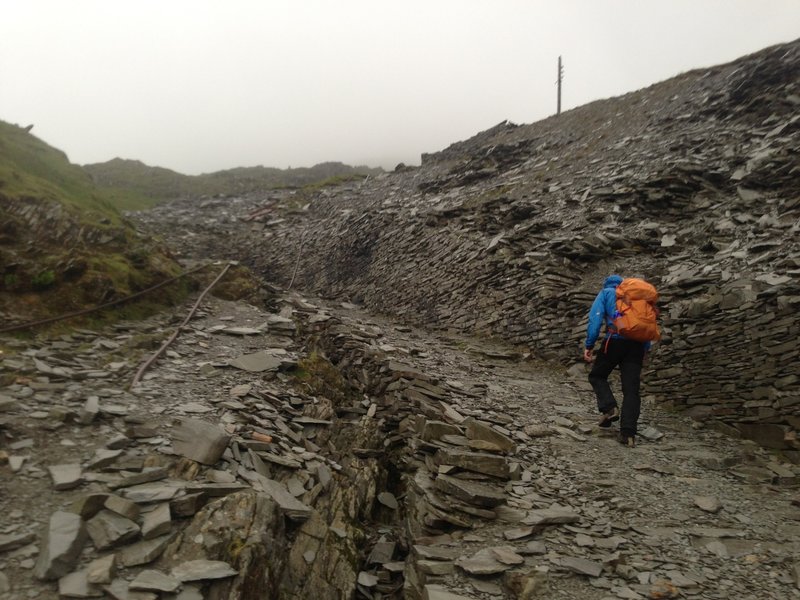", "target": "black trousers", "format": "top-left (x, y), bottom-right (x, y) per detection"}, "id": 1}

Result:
top-left (588, 337), bottom-right (646, 436)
